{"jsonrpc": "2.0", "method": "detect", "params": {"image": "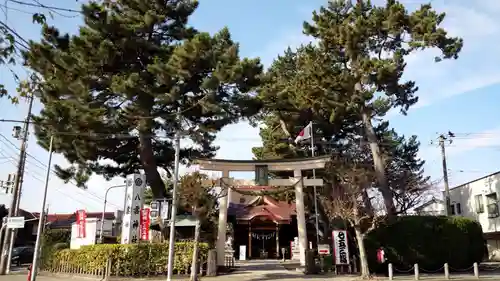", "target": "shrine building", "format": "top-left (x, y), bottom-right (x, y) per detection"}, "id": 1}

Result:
top-left (228, 183), bottom-right (316, 260)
